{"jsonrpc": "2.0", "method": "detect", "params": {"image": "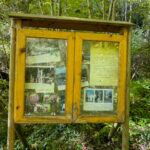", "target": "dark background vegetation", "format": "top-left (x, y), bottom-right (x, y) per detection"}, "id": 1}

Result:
top-left (0, 0), bottom-right (150, 149)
